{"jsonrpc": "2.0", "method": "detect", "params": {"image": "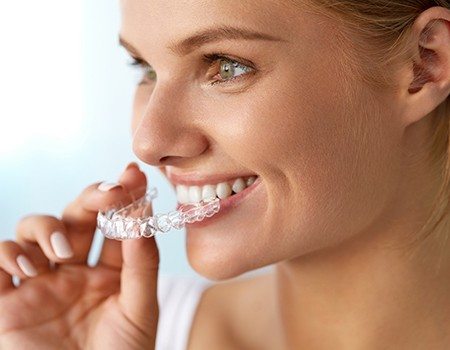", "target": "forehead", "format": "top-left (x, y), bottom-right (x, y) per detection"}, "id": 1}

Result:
top-left (119, 0), bottom-right (300, 55)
